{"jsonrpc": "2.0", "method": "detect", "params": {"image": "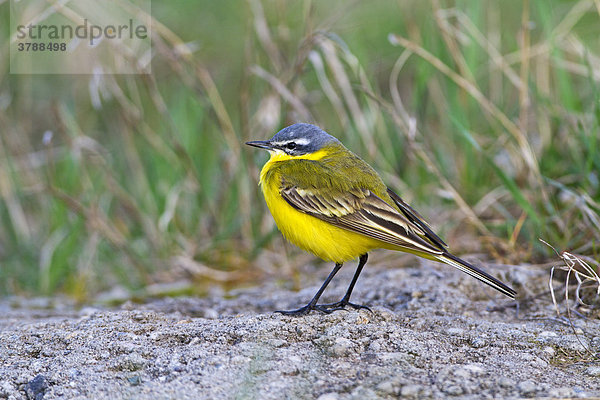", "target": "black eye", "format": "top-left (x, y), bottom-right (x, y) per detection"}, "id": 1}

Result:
top-left (286, 142), bottom-right (297, 150)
